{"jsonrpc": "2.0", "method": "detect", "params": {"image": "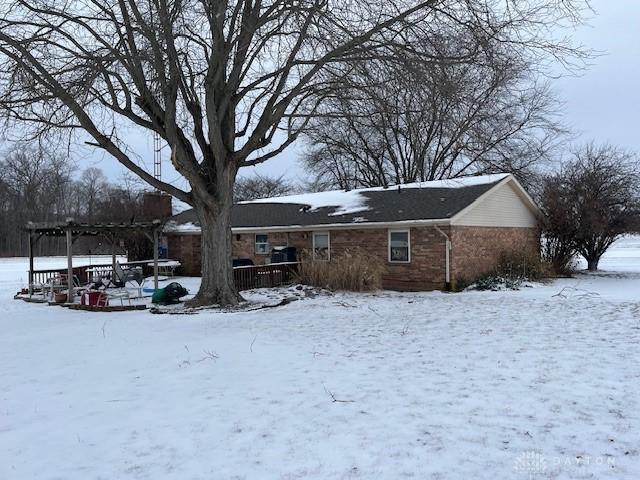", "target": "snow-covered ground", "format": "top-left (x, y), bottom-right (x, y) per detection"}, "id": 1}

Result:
top-left (1, 239), bottom-right (639, 479)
